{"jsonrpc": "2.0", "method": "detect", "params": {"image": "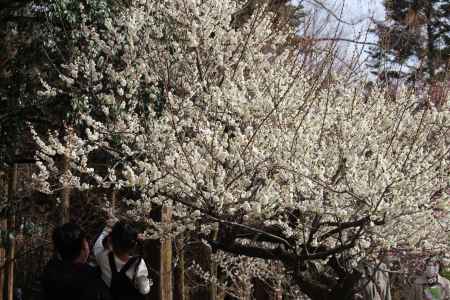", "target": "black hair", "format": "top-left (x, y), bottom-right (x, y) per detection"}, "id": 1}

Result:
top-left (52, 223), bottom-right (86, 262)
top-left (111, 221), bottom-right (138, 255)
